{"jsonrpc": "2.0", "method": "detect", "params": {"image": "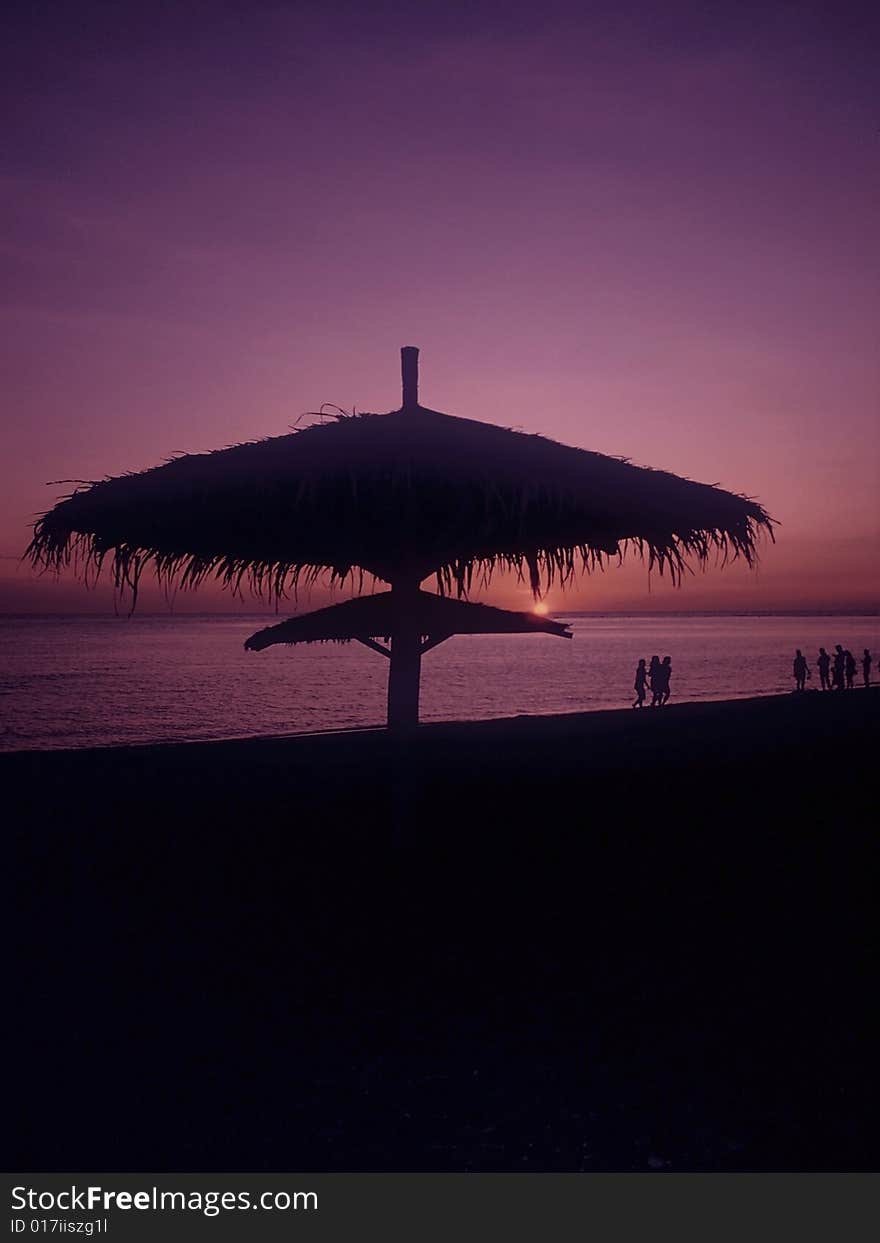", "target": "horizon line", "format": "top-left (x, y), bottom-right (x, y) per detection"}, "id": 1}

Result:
top-left (1, 609), bottom-right (878, 620)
